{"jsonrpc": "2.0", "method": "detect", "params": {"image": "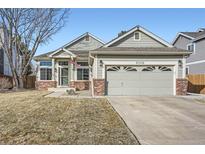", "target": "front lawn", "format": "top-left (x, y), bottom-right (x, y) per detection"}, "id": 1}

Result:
top-left (0, 91), bottom-right (138, 144)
